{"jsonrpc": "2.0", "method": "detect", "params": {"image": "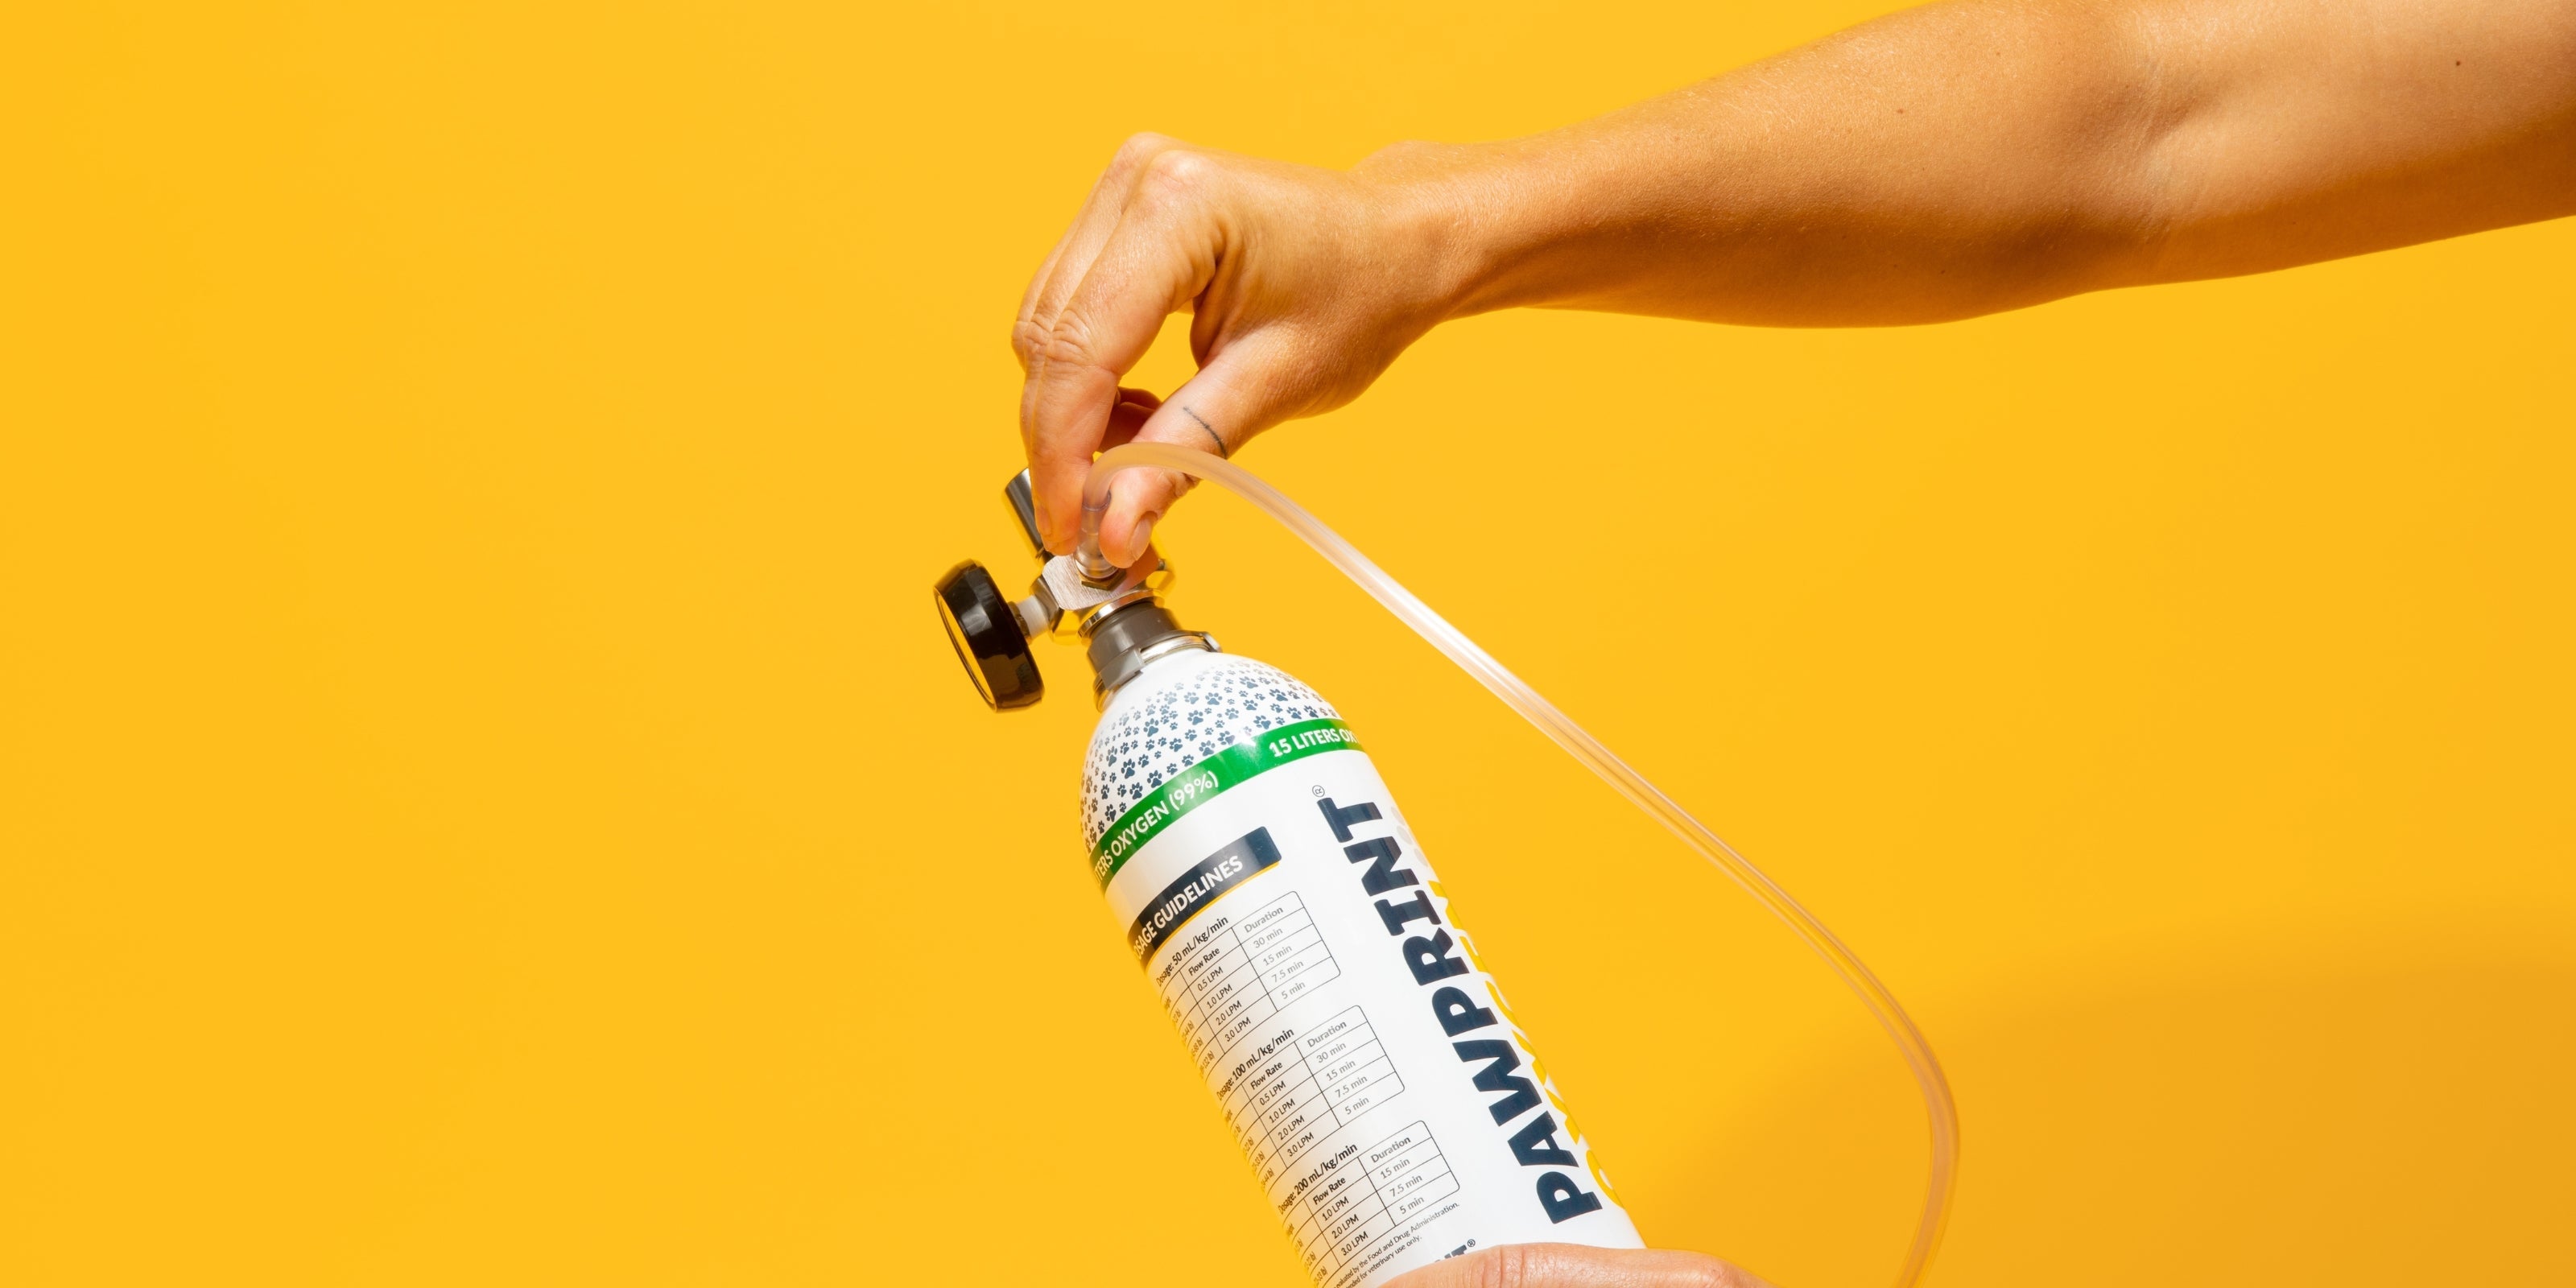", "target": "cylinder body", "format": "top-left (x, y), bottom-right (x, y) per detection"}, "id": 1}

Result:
top-left (1084, 647), bottom-right (1644, 1287)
